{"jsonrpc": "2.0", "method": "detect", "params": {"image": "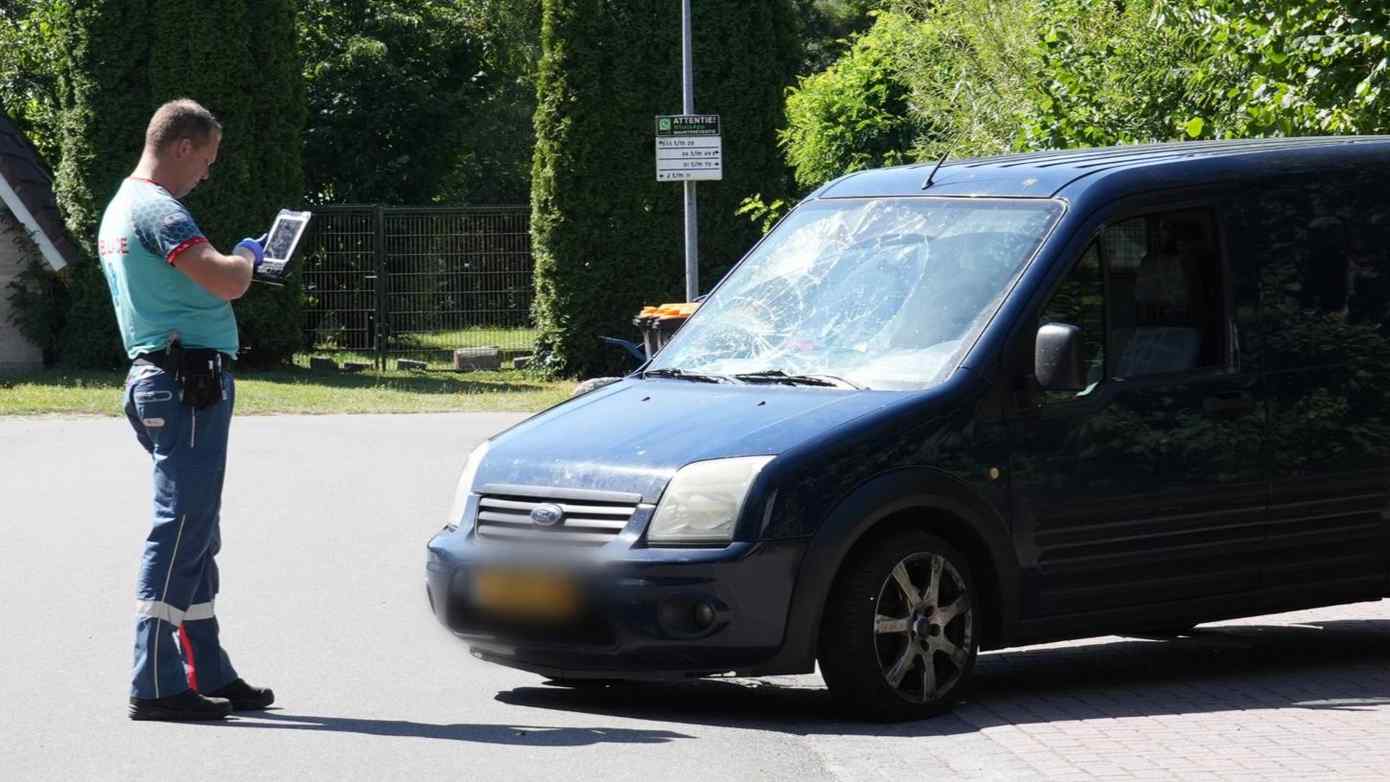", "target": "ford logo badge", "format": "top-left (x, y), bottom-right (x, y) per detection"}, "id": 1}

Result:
top-left (530, 503), bottom-right (565, 527)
